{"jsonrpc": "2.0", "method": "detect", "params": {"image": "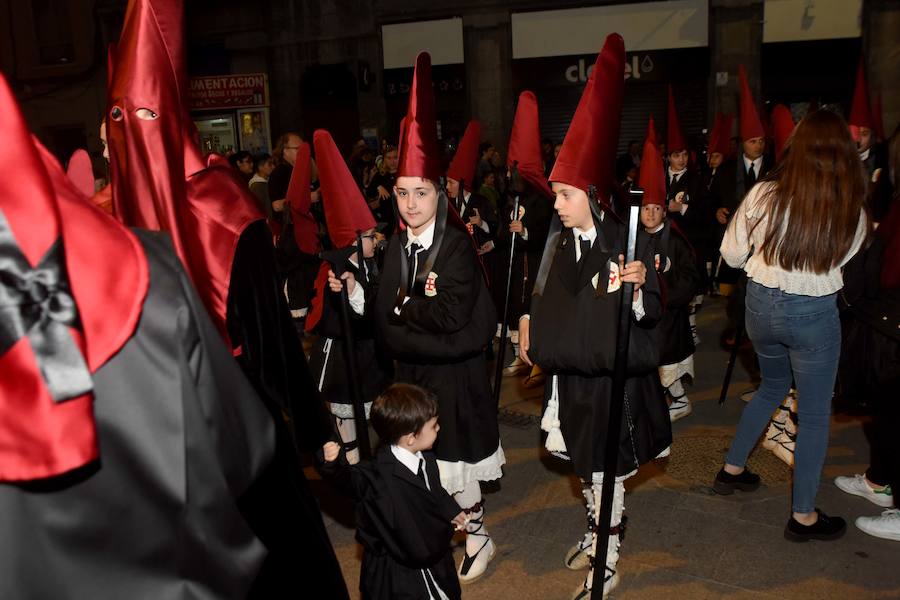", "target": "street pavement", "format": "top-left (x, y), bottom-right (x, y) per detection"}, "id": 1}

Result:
top-left (308, 296), bottom-right (900, 600)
